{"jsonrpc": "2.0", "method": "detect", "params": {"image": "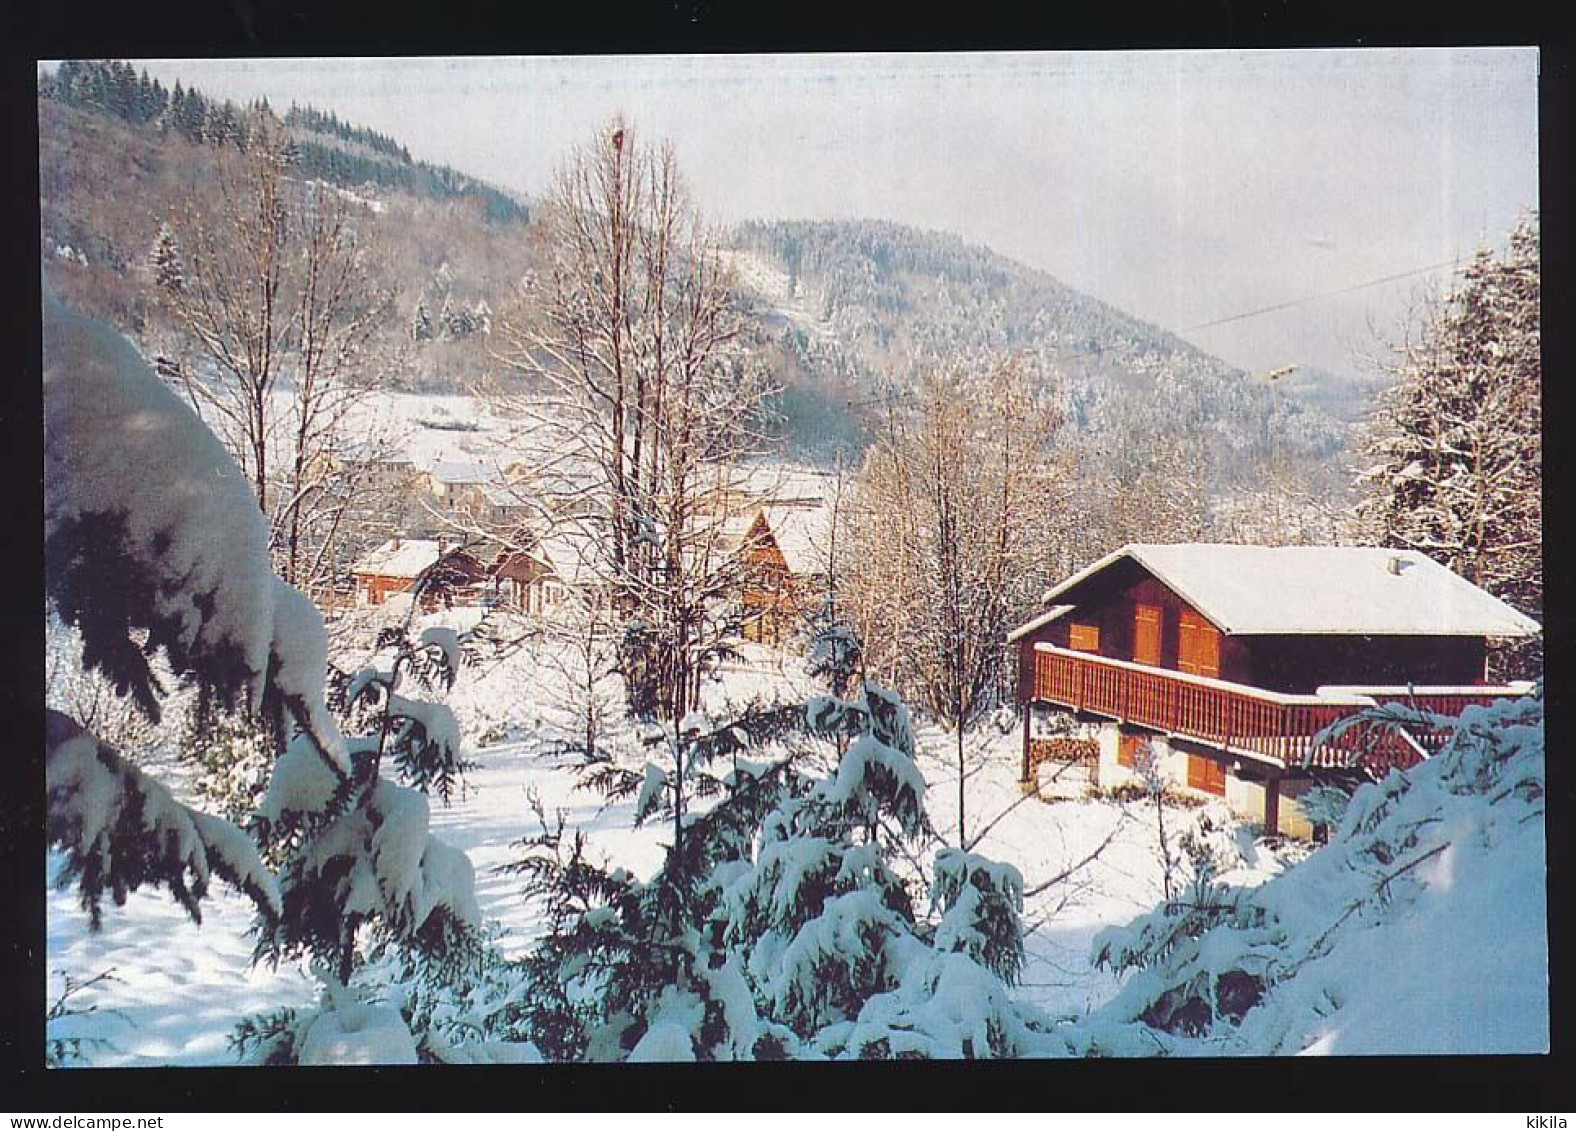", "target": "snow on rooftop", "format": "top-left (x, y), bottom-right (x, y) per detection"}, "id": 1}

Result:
top-left (353, 538), bottom-right (443, 579)
top-left (739, 463), bottom-right (839, 505)
top-left (1005, 605), bottom-right (1075, 643)
top-left (531, 532), bottom-right (595, 588)
top-left (428, 461), bottom-right (498, 485)
top-left (477, 482), bottom-right (529, 508)
top-left (1040, 543), bottom-right (1540, 638)
top-left (761, 503), bottom-right (835, 576)
top-left (336, 441), bottom-right (413, 465)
